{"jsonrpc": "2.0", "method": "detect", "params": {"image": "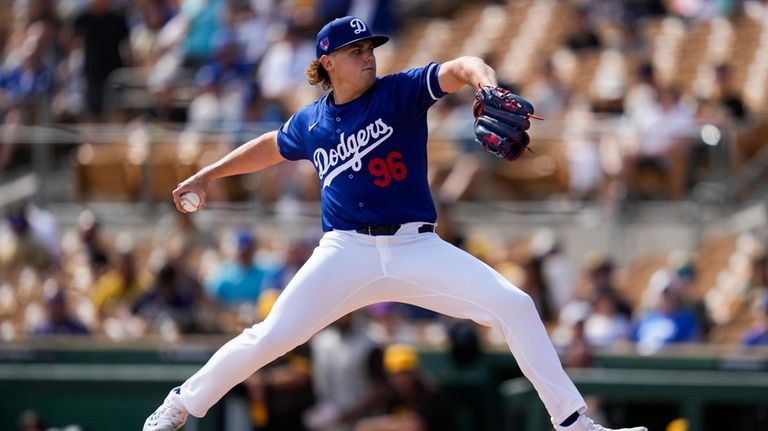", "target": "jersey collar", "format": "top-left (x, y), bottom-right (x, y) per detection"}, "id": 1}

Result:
top-left (324, 79), bottom-right (379, 113)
